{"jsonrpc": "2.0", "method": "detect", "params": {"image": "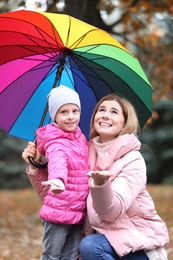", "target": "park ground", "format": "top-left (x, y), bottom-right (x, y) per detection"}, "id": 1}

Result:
top-left (0, 185), bottom-right (173, 260)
